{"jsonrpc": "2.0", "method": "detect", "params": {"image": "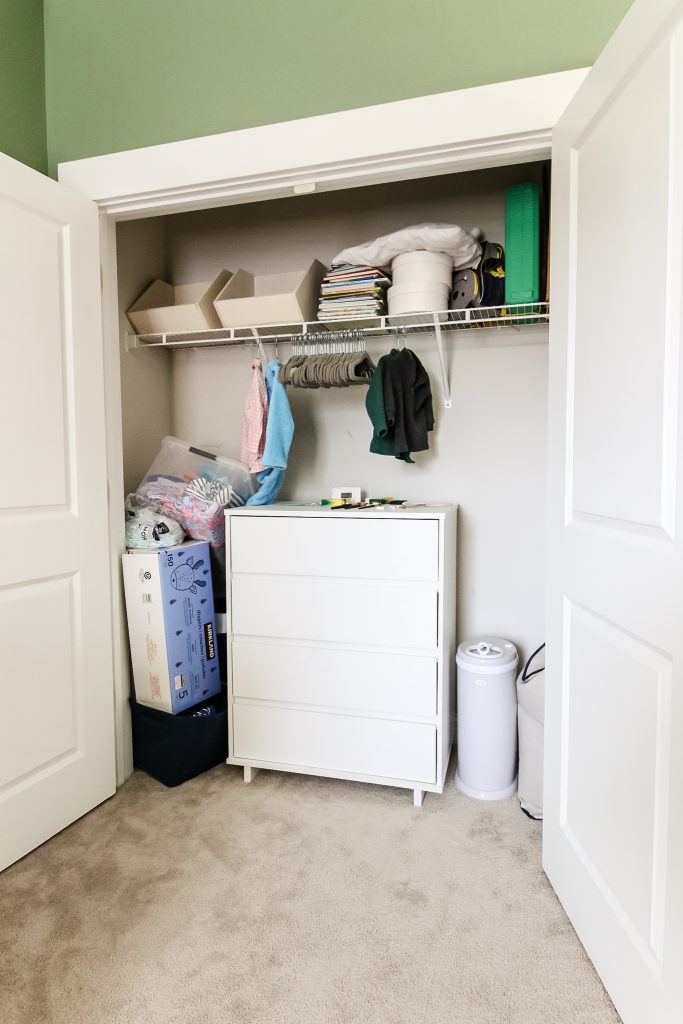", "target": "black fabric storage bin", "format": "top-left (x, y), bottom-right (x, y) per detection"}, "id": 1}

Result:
top-left (130, 692), bottom-right (228, 787)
